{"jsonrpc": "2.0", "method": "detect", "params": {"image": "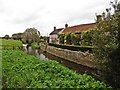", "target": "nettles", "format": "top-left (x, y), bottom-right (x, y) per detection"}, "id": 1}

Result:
top-left (2, 50), bottom-right (112, 89)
